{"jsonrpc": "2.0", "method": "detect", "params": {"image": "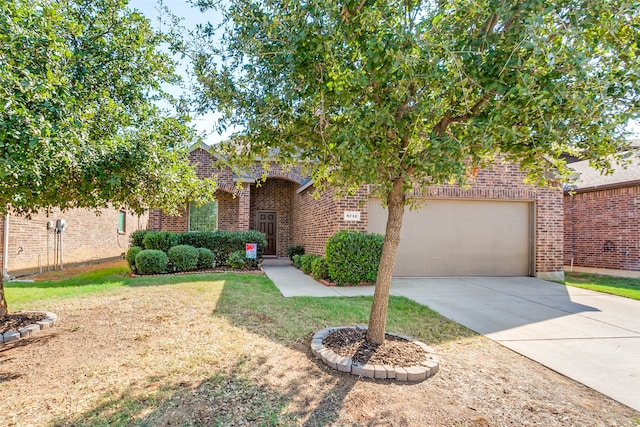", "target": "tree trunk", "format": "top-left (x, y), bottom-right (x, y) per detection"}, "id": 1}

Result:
top-left (366, 177), bottom-right (406, 344)
top-left (0, 277), bottom-right (7, 317)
